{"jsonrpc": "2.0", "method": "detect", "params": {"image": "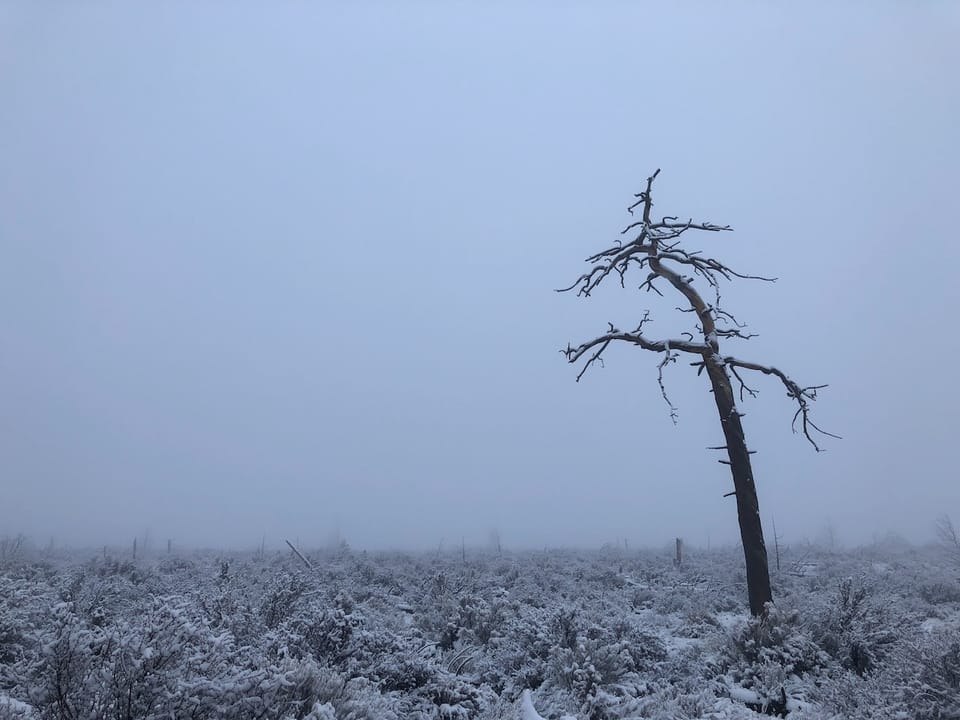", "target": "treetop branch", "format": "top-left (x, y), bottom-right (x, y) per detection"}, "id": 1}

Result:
top-left (556, 176), bottom-right (772, 300)
top-left (559, 168), bottom-right (837, 451)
